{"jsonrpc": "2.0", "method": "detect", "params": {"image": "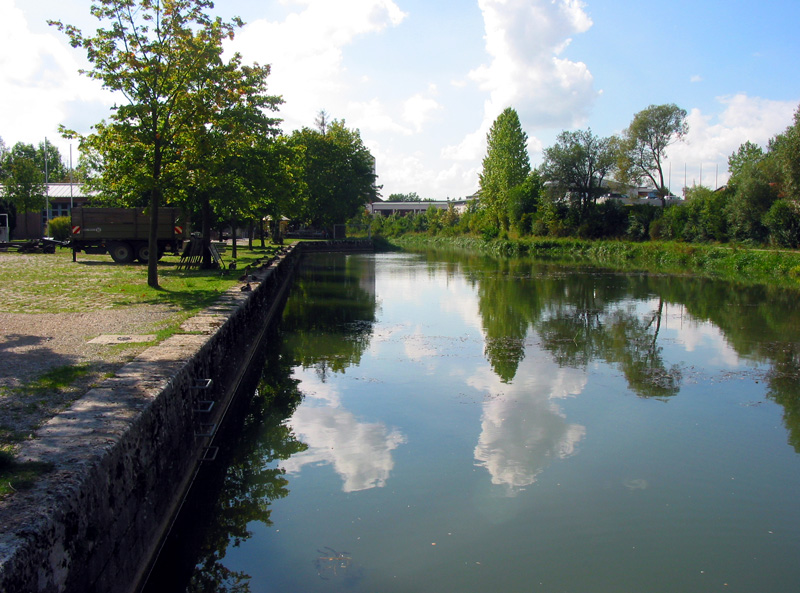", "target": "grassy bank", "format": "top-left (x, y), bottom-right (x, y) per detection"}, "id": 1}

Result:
top-left (382, 235), bottom-right (800, 289)
top-left (0, 243), bottom-right (286, 314)
top-left (0, 242), bottom-right (286, 495)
